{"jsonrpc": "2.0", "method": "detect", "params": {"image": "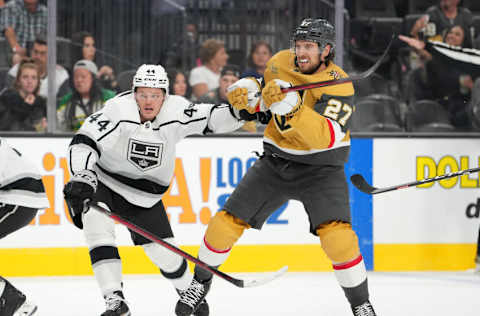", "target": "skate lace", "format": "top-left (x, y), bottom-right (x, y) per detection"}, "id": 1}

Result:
top-left (104, 293), bottom-right (127, 311)
top-left (353, 302), bottom-right (375, 316)
top-left (179, 279), bottom-right (205, 308)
